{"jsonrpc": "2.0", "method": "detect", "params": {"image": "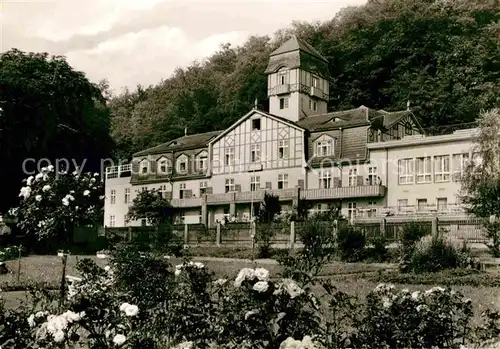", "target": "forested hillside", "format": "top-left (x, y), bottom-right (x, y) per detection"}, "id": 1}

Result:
top-left (109, 0), bottom-right (500, 159)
